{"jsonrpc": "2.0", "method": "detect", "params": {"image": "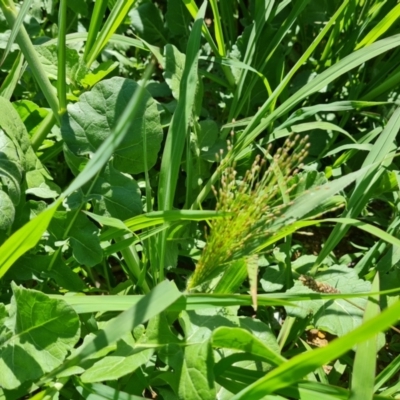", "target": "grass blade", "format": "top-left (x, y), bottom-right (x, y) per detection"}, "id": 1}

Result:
top-left (348, 274), bottom-right (380, 400)
top-left (0, 0), bottom-right (33, 67)
top-left (0, 0), bottom-right (60, 121)
top-left (157, 2), bottom-right (206, 280)
top-left (355, 3), bottom-right (400, 50)
top-left (85, 0), bottom-right (136, 67)
top-left (83, 0), bottom-right (109, 62)
top-left (315, 107), bottom-right (400, 266)
top-left (57, 0), bottom-right (67, 114)
top-left (0, 200), bottom-right (61, 279)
